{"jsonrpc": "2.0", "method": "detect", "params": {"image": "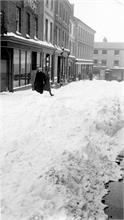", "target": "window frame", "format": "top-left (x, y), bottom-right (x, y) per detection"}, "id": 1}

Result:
top-left (26, 12), bottom-right (30, 35)
top-left (102, 49), bottom-right (107, 54)
top-left (114, 60), bottom-right (119, 66)
top-left (114, 50), bottom-right (119, 55)
top-left (16, 6), bottom-right (21, 33)
top-left (94, 49), bottom-right (98, 54)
